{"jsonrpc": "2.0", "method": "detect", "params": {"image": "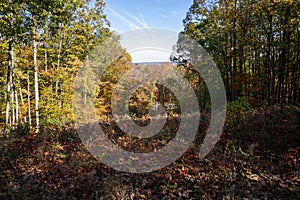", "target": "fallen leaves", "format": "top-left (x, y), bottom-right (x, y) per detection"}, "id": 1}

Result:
top-left (0, 106), bottom-right (299, 199)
